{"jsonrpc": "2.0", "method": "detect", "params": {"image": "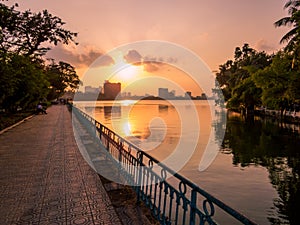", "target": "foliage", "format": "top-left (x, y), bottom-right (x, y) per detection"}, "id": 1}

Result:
top-left (0, 52), bottom-right (49, 112)
top-left (215, 1), bottom-right (300, 113)
top-left (216, 44), bottom-right (300, 112)
top-left (0, 110), bottom-right (34, 131)
top-left (216, 43), bottom-right (271, 111)
top-left (0, 3), bottom-right (77, 56)
top-left (0, 3), bottom-right (79, 113)
top-left (252, 52), bottom-right (296, 109)
top-left (274, 0), bottom-right (300, 66)
top-left (46, 61), bottom-right (81, 100)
